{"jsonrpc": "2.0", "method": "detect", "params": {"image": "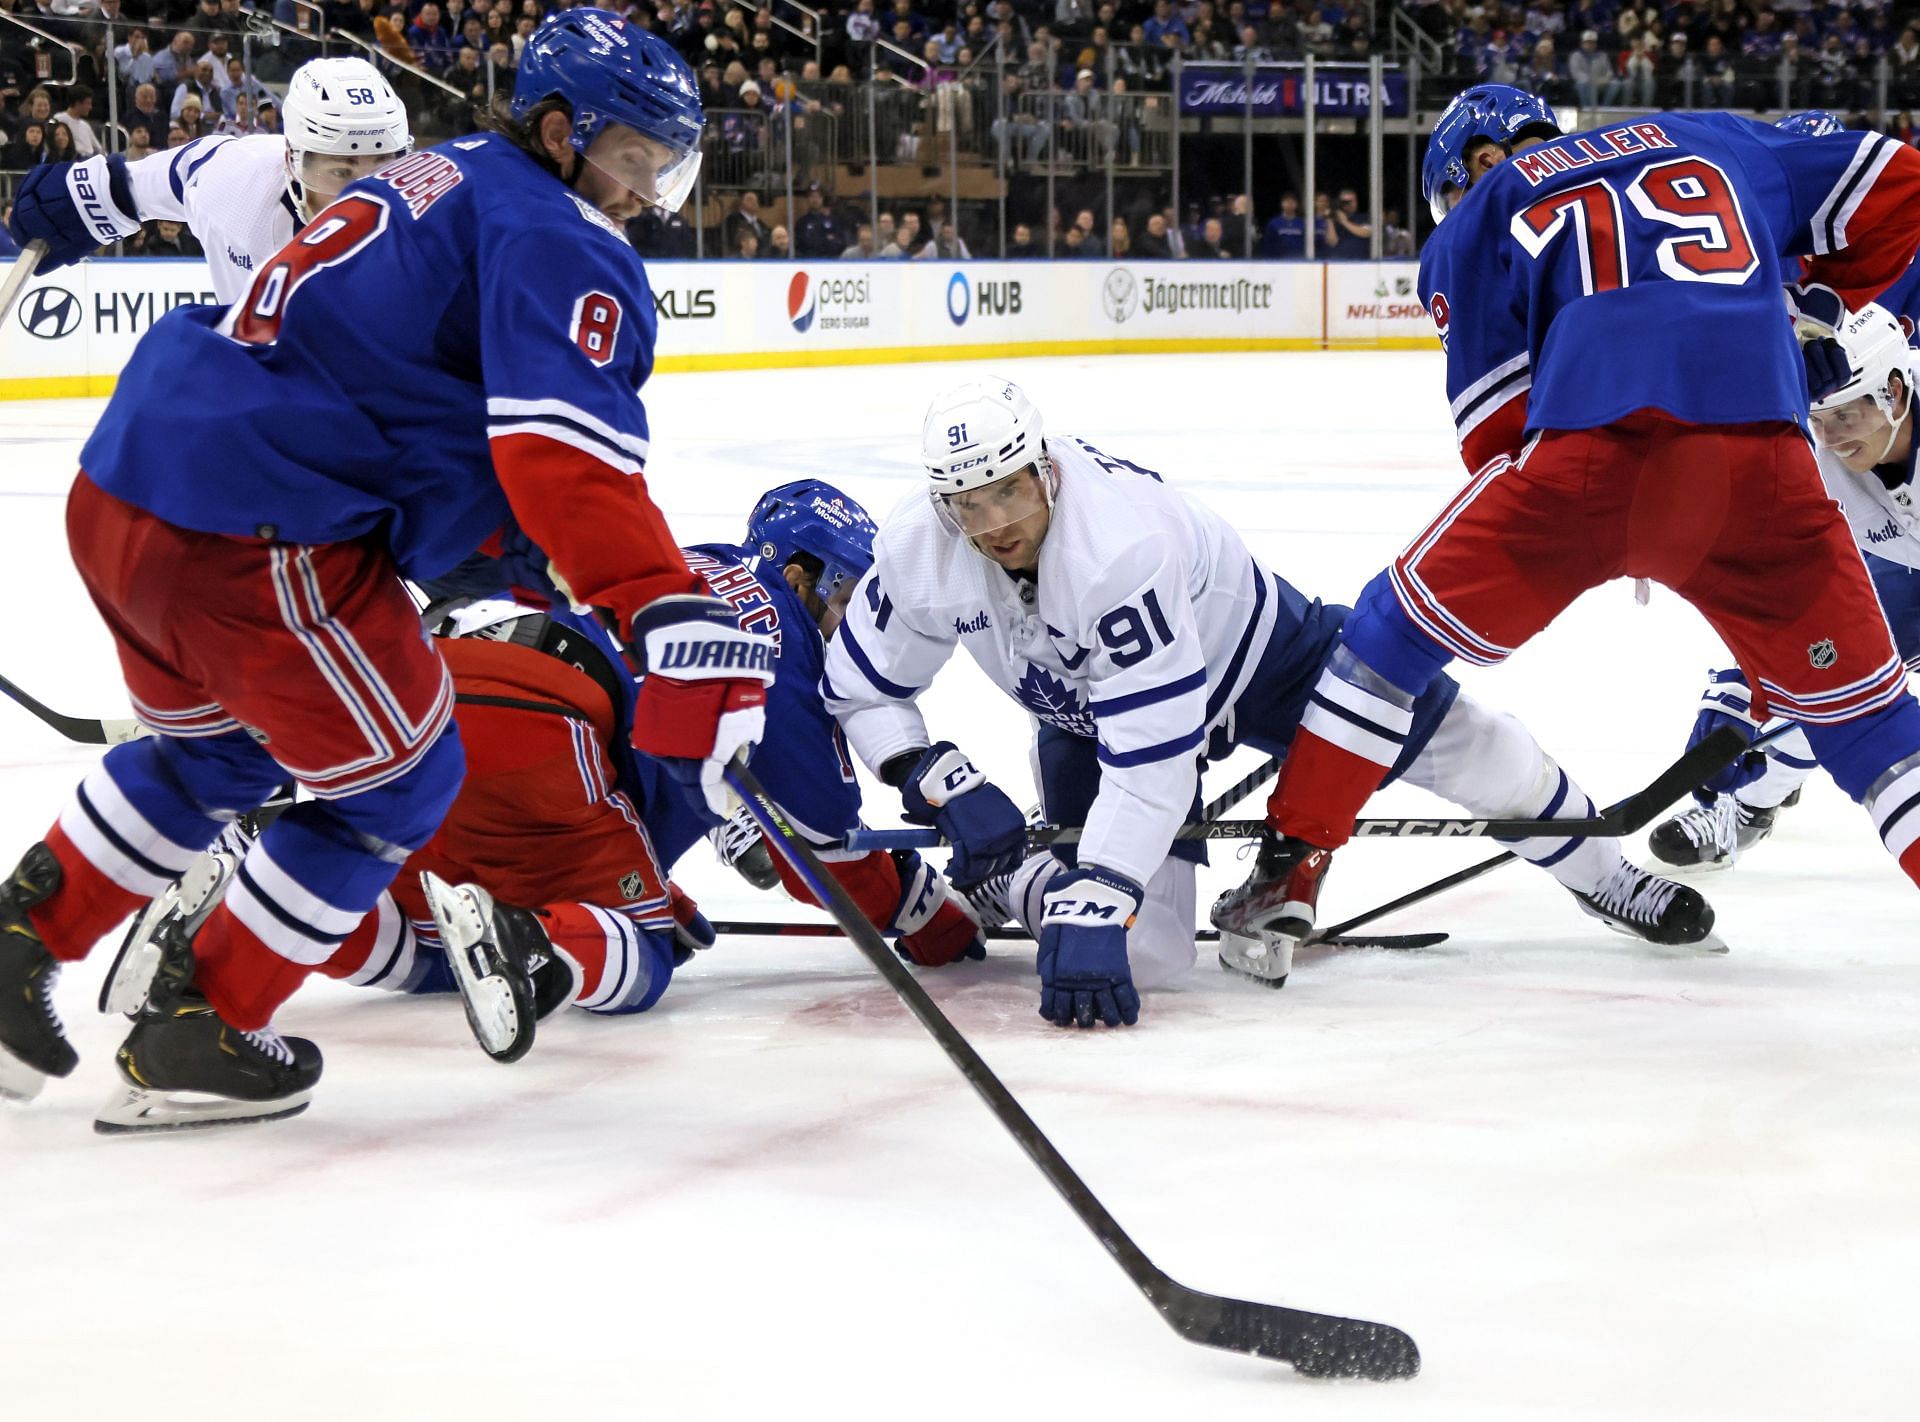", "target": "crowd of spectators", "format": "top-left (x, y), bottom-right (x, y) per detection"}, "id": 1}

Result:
top-left (1408, 0), bottom-right (1920, 112)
